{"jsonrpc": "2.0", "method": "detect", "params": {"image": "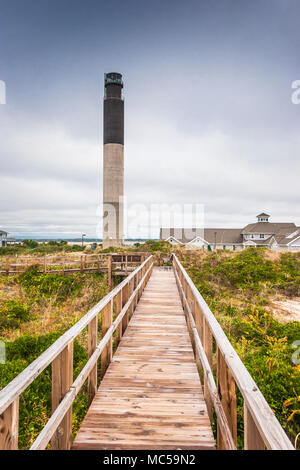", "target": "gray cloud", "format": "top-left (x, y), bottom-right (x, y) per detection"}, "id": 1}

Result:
top-left (0, 0), bottom-right (299, 238)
